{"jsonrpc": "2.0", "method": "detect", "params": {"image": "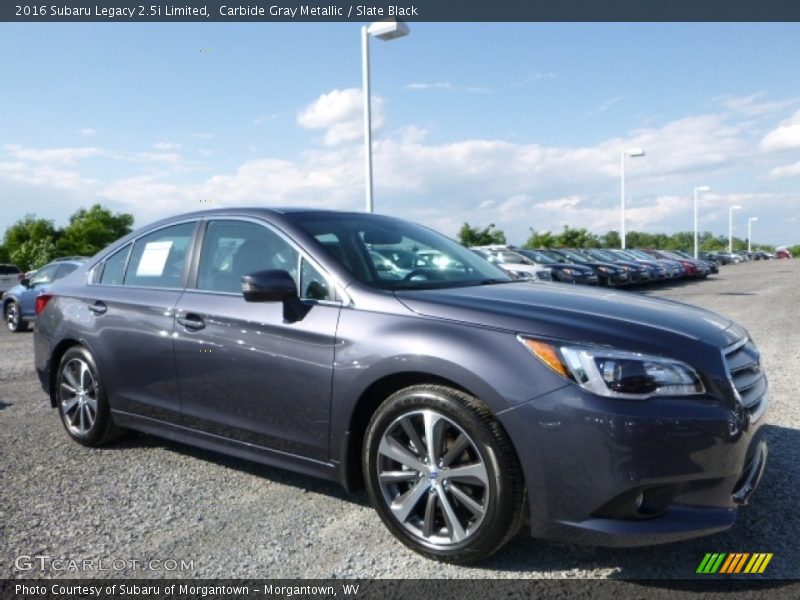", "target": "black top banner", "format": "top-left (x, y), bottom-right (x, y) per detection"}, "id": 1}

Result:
top-left (3, 0), bottom-right (800, 22)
